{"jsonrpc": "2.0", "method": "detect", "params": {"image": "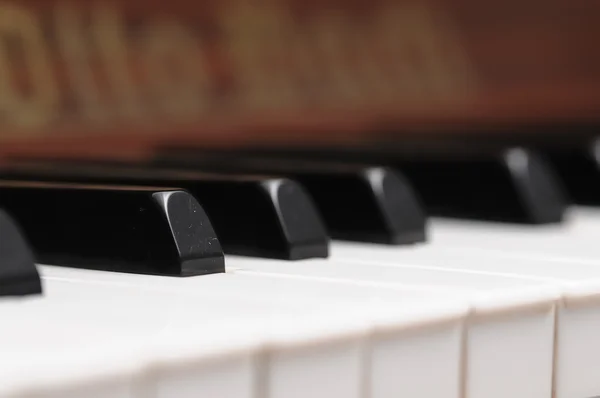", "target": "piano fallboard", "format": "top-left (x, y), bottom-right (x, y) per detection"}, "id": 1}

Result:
top-left (0, 0), bottom-right (598, 163)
